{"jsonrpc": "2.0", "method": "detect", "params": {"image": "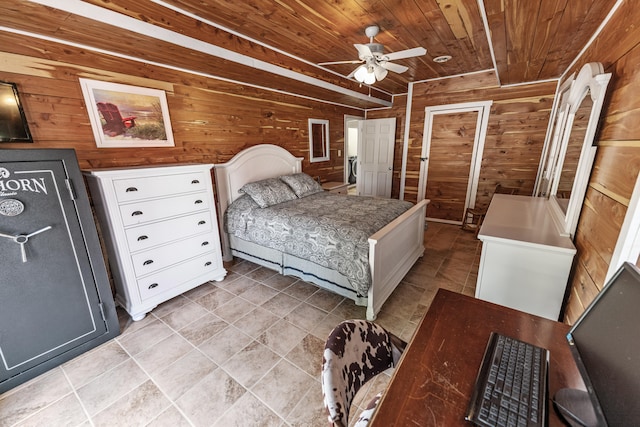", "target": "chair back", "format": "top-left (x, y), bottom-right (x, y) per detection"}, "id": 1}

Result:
top-left (321, 320), bottom-right (405, 426)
